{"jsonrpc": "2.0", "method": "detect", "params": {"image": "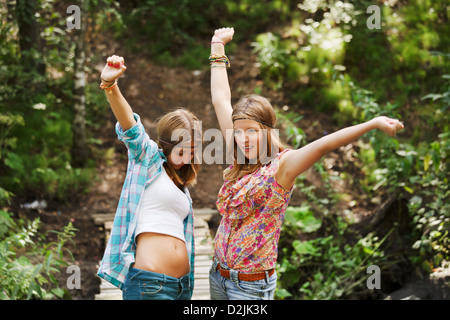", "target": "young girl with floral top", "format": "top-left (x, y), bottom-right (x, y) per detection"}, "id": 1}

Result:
top-left (209, 27), bottom-right (404, 300)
